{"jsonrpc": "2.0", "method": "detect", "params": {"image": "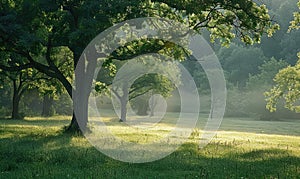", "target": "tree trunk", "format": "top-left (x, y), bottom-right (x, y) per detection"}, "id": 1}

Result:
top-left (11, 93), bottom-right (21, 119)
top-left (65, 112), bottom-right (81, 134)
top-left (11, 79), bottom-right (22, 119)
top-left (120, 98), bottom-right (127, 122)
top-left (149, 107), bottom-right (154, 117)
top-left (65, 93), bottom-right (89, 134)
top-left (41, 94), bottom-right (54, 117)
top-left (65, 49), bottom-right (96, 133)
top-left (136, 100), bottom-right (148, 116)
top-left (119, 83), bottom-right (129, 122)
top-left (149, 97), bottom-right (157, 117)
